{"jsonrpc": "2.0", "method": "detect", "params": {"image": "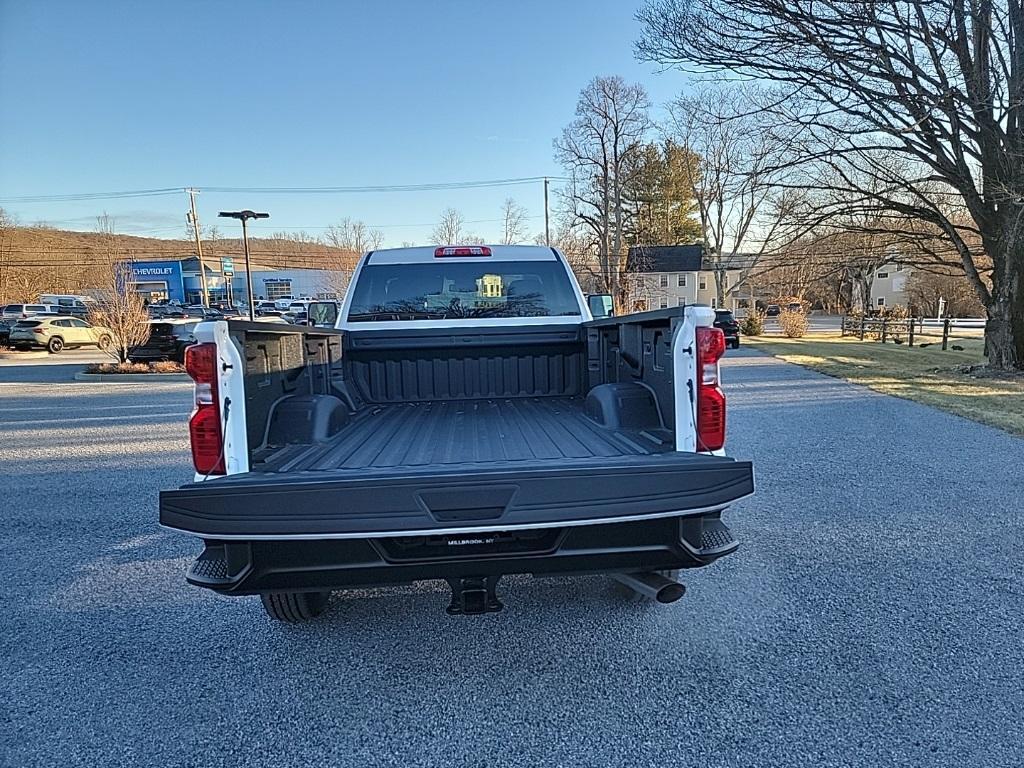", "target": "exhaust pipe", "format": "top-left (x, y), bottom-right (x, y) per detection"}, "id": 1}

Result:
top-left (613, 571), bottom-right (686, 603)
